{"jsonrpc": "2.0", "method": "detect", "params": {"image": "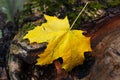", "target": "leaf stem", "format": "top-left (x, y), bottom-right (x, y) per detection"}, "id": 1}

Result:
top-left (70, 2), bottom-right (89, 30)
